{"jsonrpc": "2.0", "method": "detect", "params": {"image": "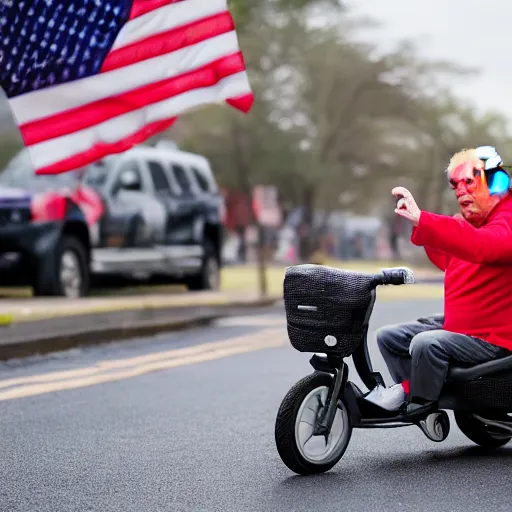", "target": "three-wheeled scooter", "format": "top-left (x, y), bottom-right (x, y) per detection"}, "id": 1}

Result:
top-left (274, 264), bottom-right (512, 475)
